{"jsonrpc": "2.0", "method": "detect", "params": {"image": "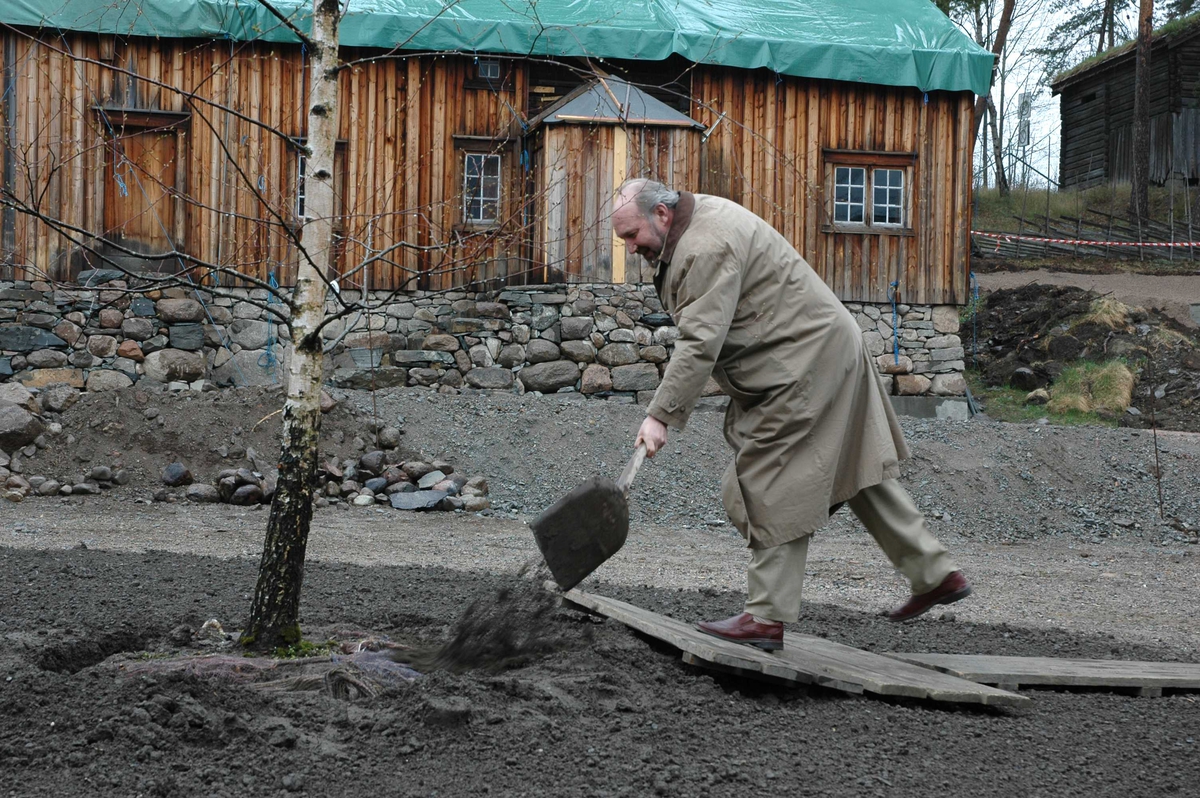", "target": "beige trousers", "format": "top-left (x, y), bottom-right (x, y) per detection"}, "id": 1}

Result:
top-left (743, 478), bottom-right (957, 623)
